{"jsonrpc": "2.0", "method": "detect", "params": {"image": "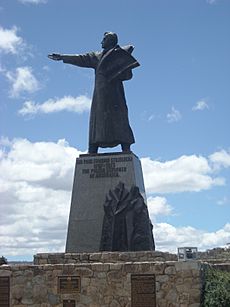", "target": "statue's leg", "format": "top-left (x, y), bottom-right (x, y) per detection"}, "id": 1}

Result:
top-left (121, 143), bottom-right (131, 153)
top-left (88, 144), bottom-right (98, 154)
